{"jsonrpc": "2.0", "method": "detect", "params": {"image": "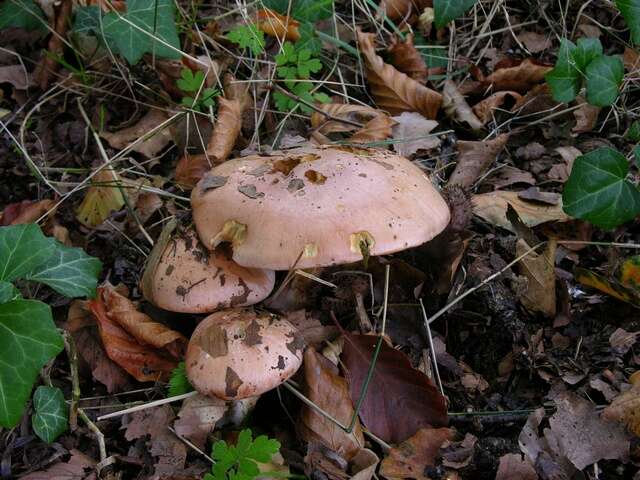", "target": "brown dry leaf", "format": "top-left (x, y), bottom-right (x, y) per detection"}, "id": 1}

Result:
top-left (99, 283), bottom-right (187, 358)
top-left (548, 146), bottom-right (581, 182)
top-left (391, 112), bottom-right (439, 156)
top-left (518, 31), bottom-right (552, 53)
top-left (0, 199), bottom-right (56, 225)
top-left (623, 47), bottom-right (640, 73)
top-left (495, 453), bottom-right (537, 480)
top-left (603, 375), bottom-right (640, 436)
top-left (33, 0), bottom-right (71, 89)
top-left (572, 97), bottom-right (600, 134)
top-left (442, 80), bottom-right (484, 130)
top-left (21, 450), bottom-right (96, 480)
top-left (379, 427), bottom-right (454, 480)
top-left (285, 310), bottom-right (339, 348)
top-left (387, 34), bottom-right (428, 82)
top-left (447, 134), bottom-right (508, 189)
top-left (472, 91), bottom-right (522, 124)
top-left (76, 167), bottom-right (126, 227)
top-left (511, 83), bottom-right (559, 115)
top-left (379, 0), bottom-right (431, 21)
top-left (609, 328), bottom-right (639, 355)
top-left (0, 64), bottom-right (33, 89)
top-left (441, 433), bottom-right (477, 469)
top-left (517, 239), bottom-right (557, 317)
top-left (350, 114), bottom-right (396, 144)
top-left (356, 29), bottom-right (442, 119)
top-left (100, 108), bottom-right (173, 158)
top-left (301, 348), bottom-right (365, 461)
top-left (310, 103), bottom-right (393, 144)
top-left (472, 190), bottom-right (570, 230)
top-left (88, 289), bottom-right (178, 383)
top-left (174, 393), bottom-right (228, 450)
top-left (486, 166), bottom-right (535, 189)
top-left (175, 97), bottom-right (242, 187)
top-left (477, 58), bottom-right (553, 94)
top-left (257, 8), bottom-right (300, 41)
